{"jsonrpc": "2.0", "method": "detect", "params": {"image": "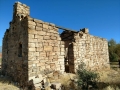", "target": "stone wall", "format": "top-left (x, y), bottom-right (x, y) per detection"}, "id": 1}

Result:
top-left (60, 31), bottom-right (76, 73)
top-left (73, 28), bottom-right (110, 71)
top-left (2, 2), bottom-right (110, 89)
top-left (61, 28), bottom-right (110, 73)
top-left (2, 2), bottom-right (29, 86)
top-left (27, 17), bottom-right (65, 81)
